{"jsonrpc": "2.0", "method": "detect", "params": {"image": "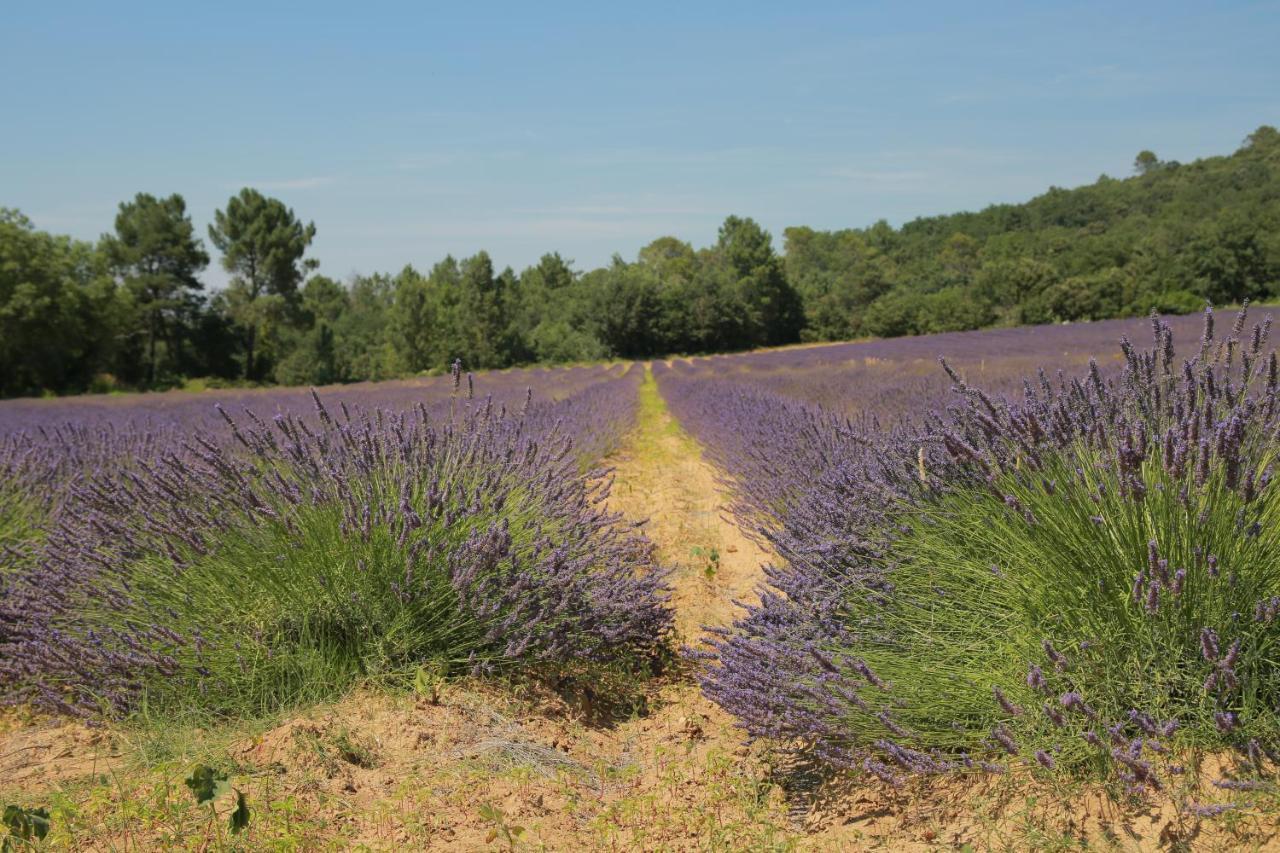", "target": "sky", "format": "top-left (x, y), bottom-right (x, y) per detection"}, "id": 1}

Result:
top-left (3, 1), bottom-right (1278, 287)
